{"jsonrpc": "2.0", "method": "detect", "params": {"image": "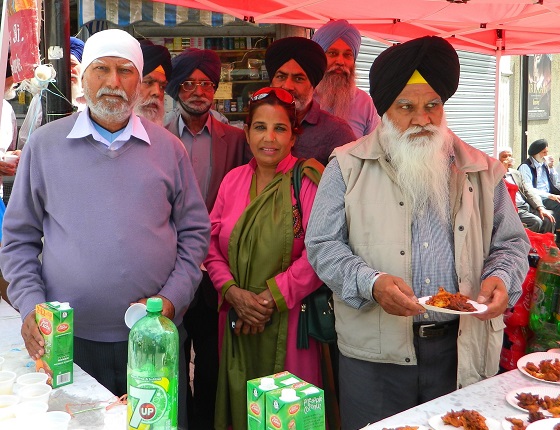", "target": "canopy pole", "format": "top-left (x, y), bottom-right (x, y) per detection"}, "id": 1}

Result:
top-left (493, 47), bottom-right (501, 157)
top-left (520, 55), bottom-right (529, 159)
top-left (0, 1), bottom-right (9, 121)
